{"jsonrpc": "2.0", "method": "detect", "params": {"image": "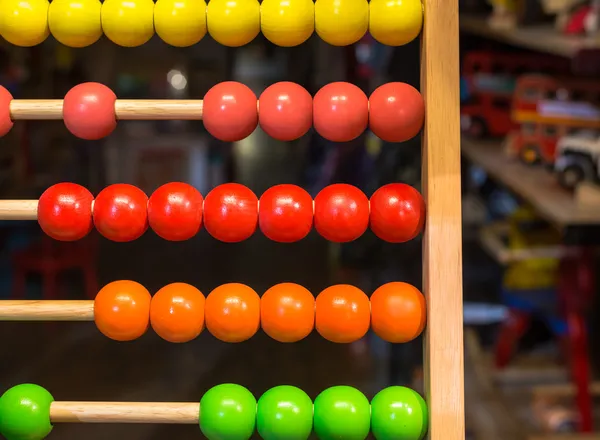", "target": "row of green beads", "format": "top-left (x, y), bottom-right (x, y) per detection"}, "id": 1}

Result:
top-left (0, 383), bottom-right (428, 440)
